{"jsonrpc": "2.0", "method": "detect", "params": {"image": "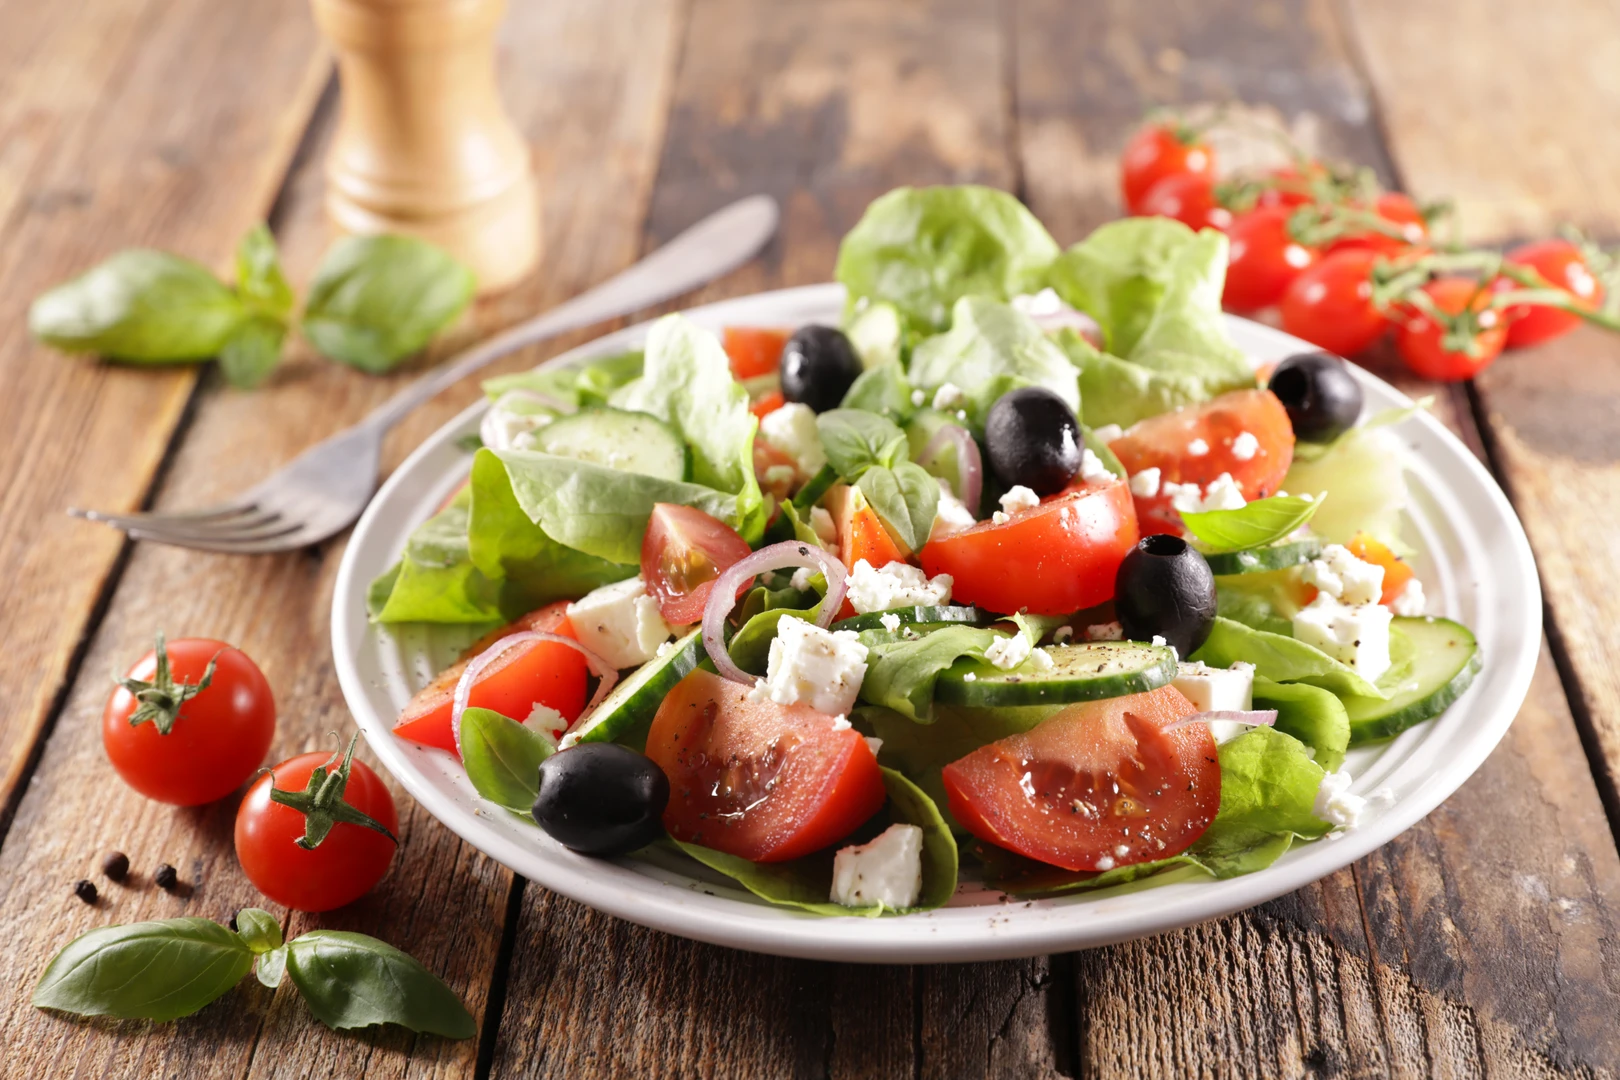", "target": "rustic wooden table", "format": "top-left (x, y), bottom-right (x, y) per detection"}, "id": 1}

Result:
top-left (3, 0), bottom-right (1618, 1076)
